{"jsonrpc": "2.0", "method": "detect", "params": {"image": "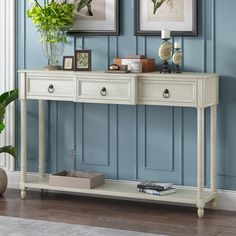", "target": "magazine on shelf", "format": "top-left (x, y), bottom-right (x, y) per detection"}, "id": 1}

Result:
top-left (139, 188), bottom-right (176, 196)
top-left (137, 181), bottom-right (173, 191)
